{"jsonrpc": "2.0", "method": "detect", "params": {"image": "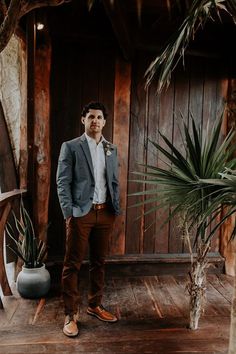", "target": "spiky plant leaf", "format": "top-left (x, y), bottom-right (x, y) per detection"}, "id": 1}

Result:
top-left (5, 198), bottom-right (48, 268)
top-left (130, 113), bottom-right (236, 246)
